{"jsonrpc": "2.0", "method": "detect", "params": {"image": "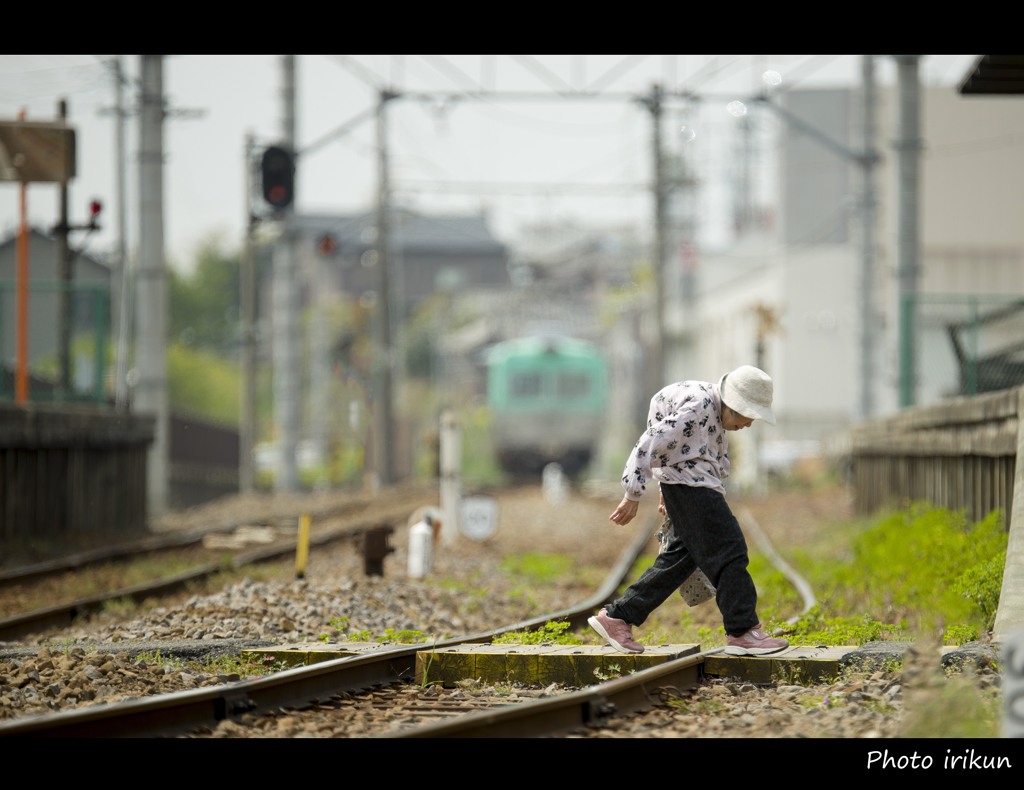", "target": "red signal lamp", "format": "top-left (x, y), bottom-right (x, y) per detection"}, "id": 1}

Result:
top-left (88, 199), bottom-right (102, 230)
top-left (317, 234), bottom-right (337, 256)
